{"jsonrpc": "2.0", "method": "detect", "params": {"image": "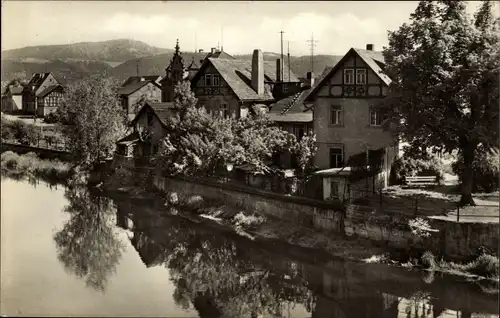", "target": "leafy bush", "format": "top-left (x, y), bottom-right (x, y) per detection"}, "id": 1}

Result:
top-left (420, 251), bottom-right (437, 269)
top-left (44, 112), bottom-right (59, 124)
top-left (390, 155), bottom-right (446, 185)
top-left (466, 254), bottom-right (499, 278)
top-left (1, 151), bottom-right (71, 183)
top-left (452, 146), bottom-right (499, 193)
top-left (1, 117), bottom-right (15, 142)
